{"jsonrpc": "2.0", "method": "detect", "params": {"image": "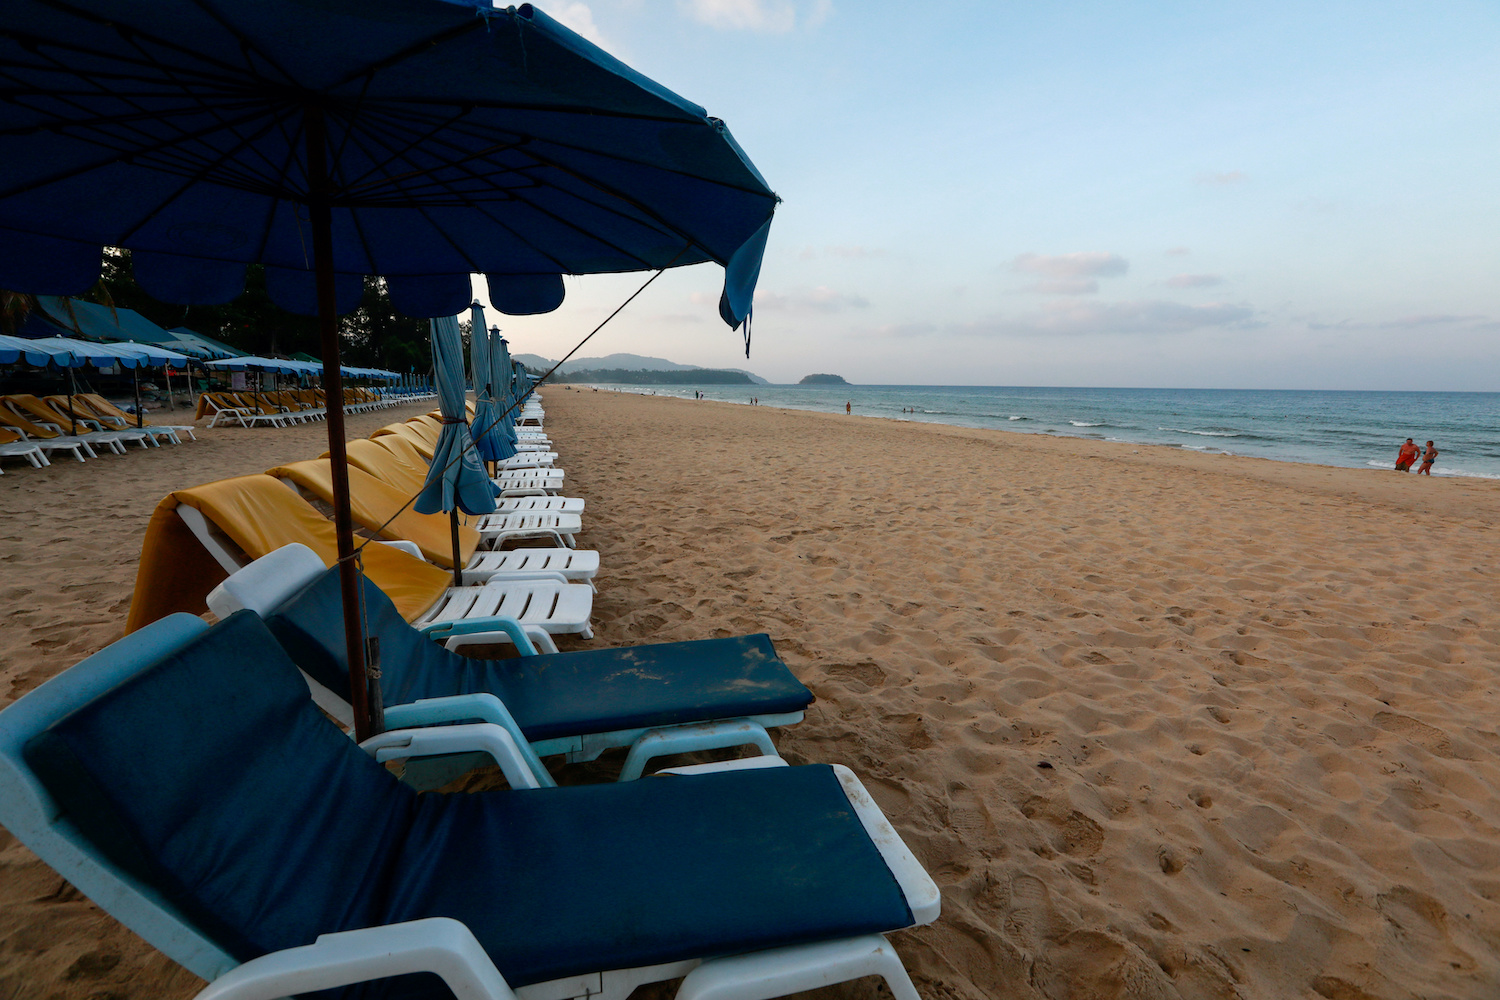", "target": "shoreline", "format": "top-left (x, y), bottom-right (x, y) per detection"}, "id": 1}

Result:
top-left (574, 382), bottom-right (1500, 482)
top-left (2, 389), bottom-right (1499, 998)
